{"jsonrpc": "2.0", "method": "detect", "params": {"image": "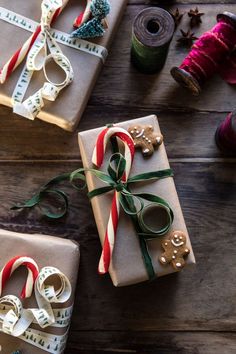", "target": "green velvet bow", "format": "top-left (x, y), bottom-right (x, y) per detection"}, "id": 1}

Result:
top-left (12, 152), bottom-right (173, 280)
top-left (73, 152), bottom-right (173, 280)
